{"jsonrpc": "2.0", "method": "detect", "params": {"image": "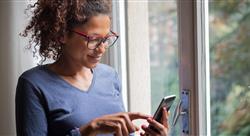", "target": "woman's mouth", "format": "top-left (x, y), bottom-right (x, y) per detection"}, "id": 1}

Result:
top-left (88, 55), bottom-right (102, 63)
